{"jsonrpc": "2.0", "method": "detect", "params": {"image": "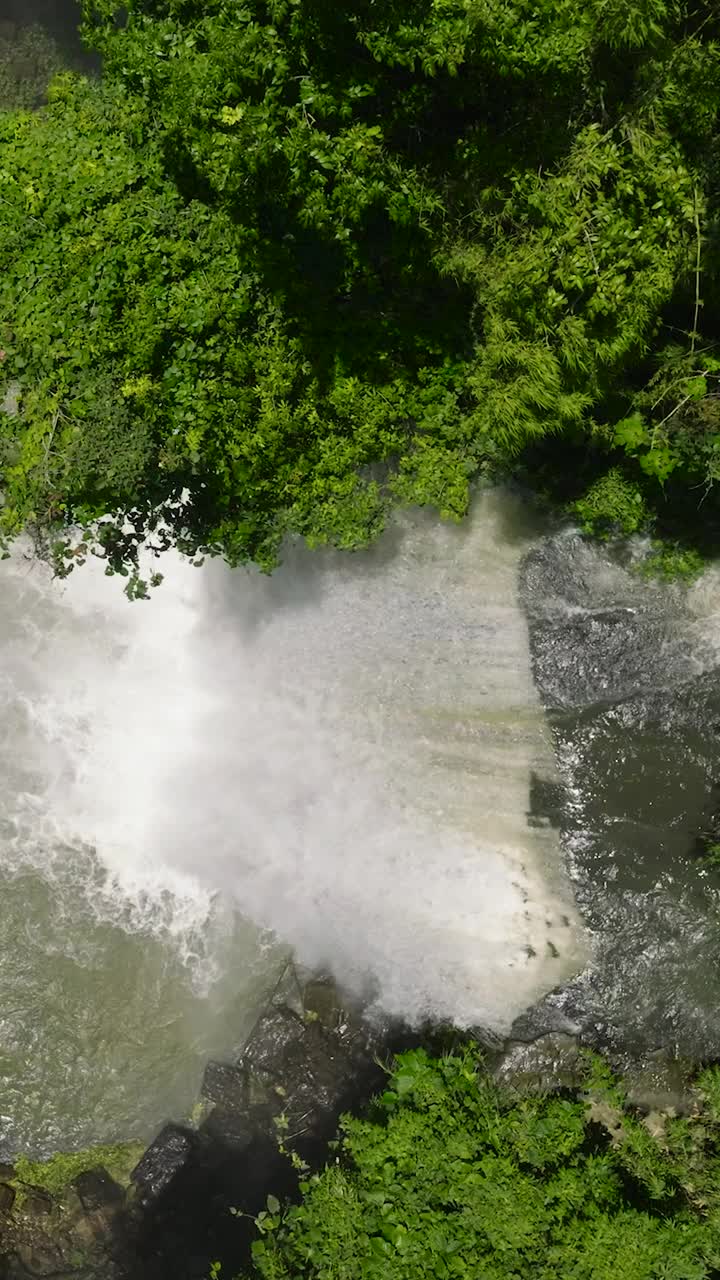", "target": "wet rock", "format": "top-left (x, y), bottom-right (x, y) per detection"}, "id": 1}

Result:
top-left (623, 1052), bottom-right (696, 1116)
top-left (131, 1124), bottom-right (197, 1204)
top-left (302, 977), bottom-right (343, 1030)
top-left (201, 1061), bottom-right (249, 1111)
top-left (12, 1241), bottom-right (63, 1277)
top-left (68, 1206), bottom-right (114, 1253)
top-left (269, 963), bottom-right (306, 1021)
top-left (21, 1189), bottom-right (53, 1218)
top-left (492, 1033), bottom-right (584, 1093)
top-left (0, 1182), bottom-right (15, 1213)
top-left (73, 1167), bottom-right (124, 1212)
top-left (200, 1106), bottom-right (255, 1150)
top-left (118, 968), bottom-right (401, 1280)
top-left (242, 1007), bottom-right (308, 1079)
top-left (233, 993), bottom-right (395, 1167)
